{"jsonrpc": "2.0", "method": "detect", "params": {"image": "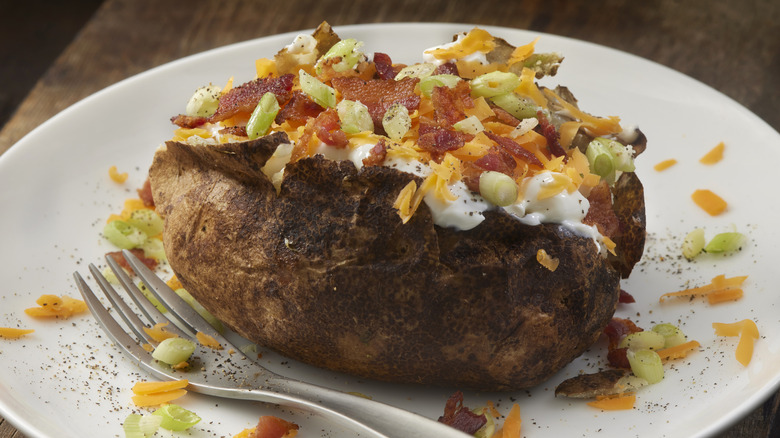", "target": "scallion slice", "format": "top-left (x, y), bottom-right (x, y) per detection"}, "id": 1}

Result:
top-left (479, 171), bottom-right (518, 207)
top-left (299, 69), bottom-right (337, 108)
top-left (140, 238), bottom-right (166, 262)
top-left (652, 323), bottom-right (687, 348)
top-left (618, 330), bottom-right (666, 351)
top-left (453, 115), bottom-right (484, 135)
top-left (126, 209), bottom-right (164, 237)
top-left (470, 71), bottom-right (520, 98)
top-left (185, 84), bottom-right (221, 118)
top-left (382, 103), bottom-right (412, 140)
top-left (627, 349), bottom-right (664, 384)
top-left (585, 139), bottom-right (616, 181)
top-left (122, 413), bottom-right (145, 438)
top-left (682, 228), bottom-right (706, 260)
top-left (336, 100), bottom-right (373, 134)
top-left (153, 404), bottom-right (201, 431)
top-left (246, 92), bottom-right (281, 139)
top-left (394, 63), bottom-right (436, 80)
top-left (103, 220), bottom-right (148, 250)
top-left (315, 38), bottom-right (364, 74)
top-left (418, 74), bottom-right (462, 97)
top-left (152, 337), bottom-right (196, 366)
top-left (489, 93), bottom-right (537, 120)
top-left (704, 232), bottom-right (745, 253)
